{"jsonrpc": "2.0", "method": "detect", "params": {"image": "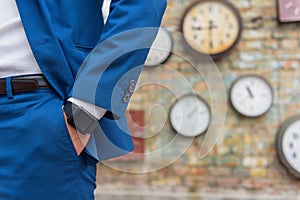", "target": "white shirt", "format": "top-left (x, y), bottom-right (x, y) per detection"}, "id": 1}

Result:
top-left (0, 0), bottom-right (42, 78)
top-left (0, 0), bottom-right (106, 119)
